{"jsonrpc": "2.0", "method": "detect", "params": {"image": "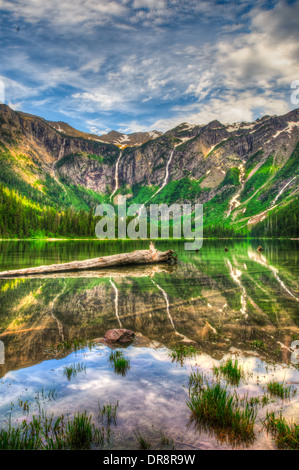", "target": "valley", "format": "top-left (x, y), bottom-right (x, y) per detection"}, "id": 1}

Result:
top-left (0, 104), bottom-right (298, 238)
